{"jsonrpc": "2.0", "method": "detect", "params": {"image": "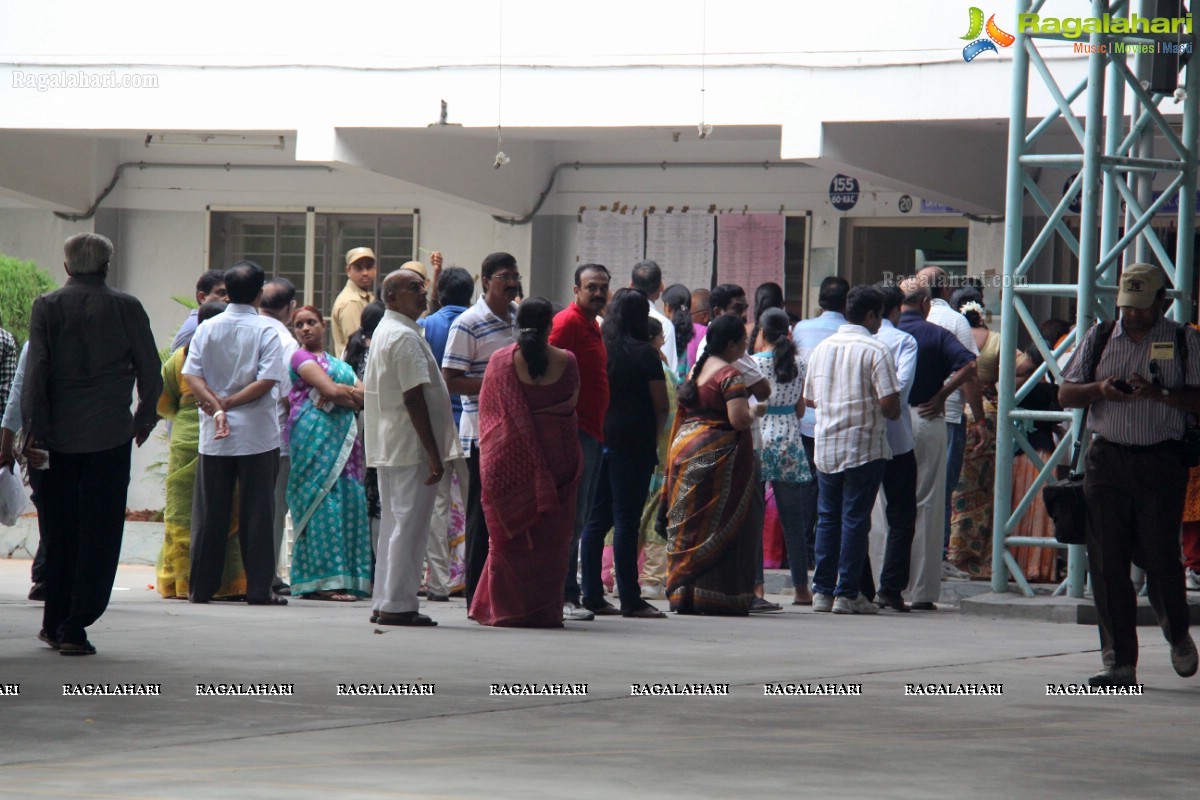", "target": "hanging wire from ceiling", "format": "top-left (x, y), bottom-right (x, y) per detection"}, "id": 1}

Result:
top-left (494, 0), bottom-right (510, 169)
top-left (700, 0), bottom-right (705, 139)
